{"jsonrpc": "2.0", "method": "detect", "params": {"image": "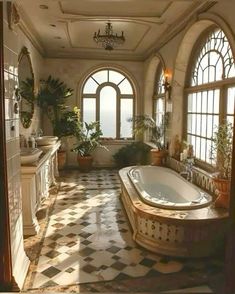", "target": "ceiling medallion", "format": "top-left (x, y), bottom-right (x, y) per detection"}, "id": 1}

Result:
top-left (93, 22), bottom-right (125, 51)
